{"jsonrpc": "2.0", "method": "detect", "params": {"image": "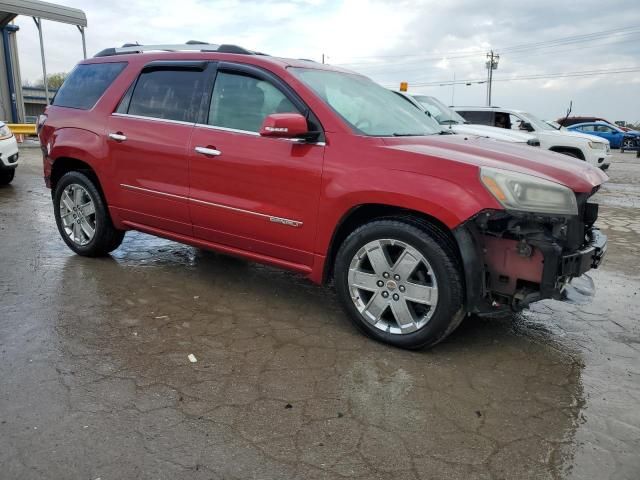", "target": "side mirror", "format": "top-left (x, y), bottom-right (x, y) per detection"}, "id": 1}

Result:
top-left (259, 113), bottom-right (308, 138)
top-left (521, 122), bottom-right (534, 132)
